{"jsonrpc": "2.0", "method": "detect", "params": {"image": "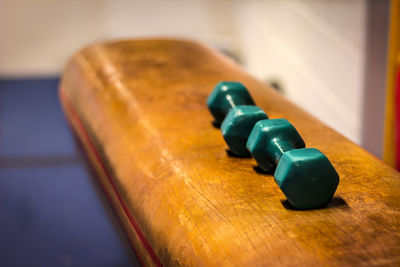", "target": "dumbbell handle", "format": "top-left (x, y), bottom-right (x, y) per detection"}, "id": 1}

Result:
top-left (246, 119), bottom-right (305, 173)
top-left (267, 139), bottom-right (294, 166)
top-left (226, 94), bottom-right (249, 111)
top-left (219, 94), bottom-right (253, 119)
